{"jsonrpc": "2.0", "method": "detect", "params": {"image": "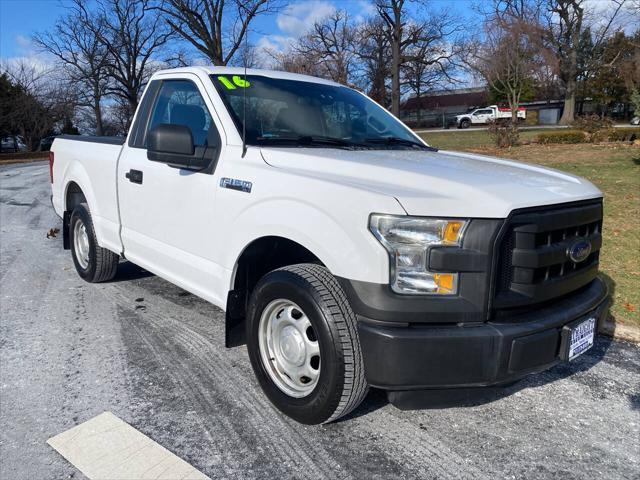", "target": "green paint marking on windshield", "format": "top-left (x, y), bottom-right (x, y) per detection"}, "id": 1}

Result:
top-left (217, 76), bottom-right (236, 89)
top-left (232, 75), bottom-right (250, 88)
